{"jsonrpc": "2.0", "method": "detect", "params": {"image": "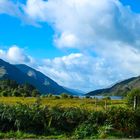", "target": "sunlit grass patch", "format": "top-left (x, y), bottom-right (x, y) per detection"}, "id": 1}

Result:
top-left (0, 97), bottom-right (126, 111)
